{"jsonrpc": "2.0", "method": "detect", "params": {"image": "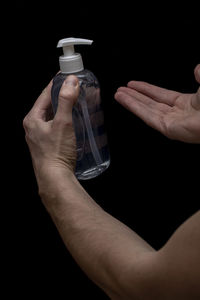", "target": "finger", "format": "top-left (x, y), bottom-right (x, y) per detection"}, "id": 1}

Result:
top-left (194, 64), bottom-right (200, 84)
top-left (127, 81), bottom-right (181, 106)
top-left (53, 75), bottom-right (79, 127)
top-left (114, 91), bottom-right (167, 134)
top-left (117, 87), bottom-right (171, 113)
top-left (29, 80), bottom-right (53, 120)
